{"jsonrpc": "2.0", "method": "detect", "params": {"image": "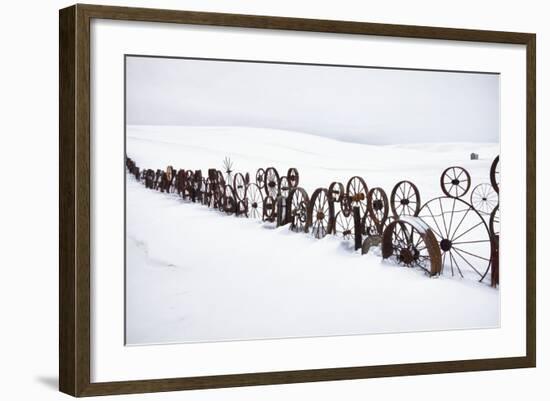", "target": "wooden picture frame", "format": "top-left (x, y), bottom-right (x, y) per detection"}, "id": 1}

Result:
top-left (59, 3), bottom-right (536, 397)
